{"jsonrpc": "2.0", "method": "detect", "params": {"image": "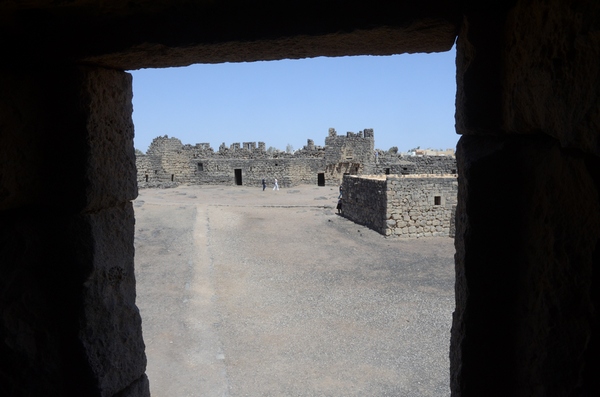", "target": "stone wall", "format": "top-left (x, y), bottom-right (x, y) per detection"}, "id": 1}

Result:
top-left (324, 128), bottom-right (375, 166)
top-left (404, 156), bottom-right (457, 174)
top-left (193, 158), bottom-right (324, 187)
top-left (136, 128), bottom-right (387, 188)
top-left (136, 129), bottom-right (456, 189)
top-left (384, 175), bottom-right (457, 237)
top-left (341, 176), bottom-right (388, 233)
top-left (138, 136), bottom-right (193, 184)
top-left (342, 174), bottom-right (457, 238)
top-left (374, 154), bottom-right (457, 175)
top-left (0, 65), bottom-right (148, 396)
